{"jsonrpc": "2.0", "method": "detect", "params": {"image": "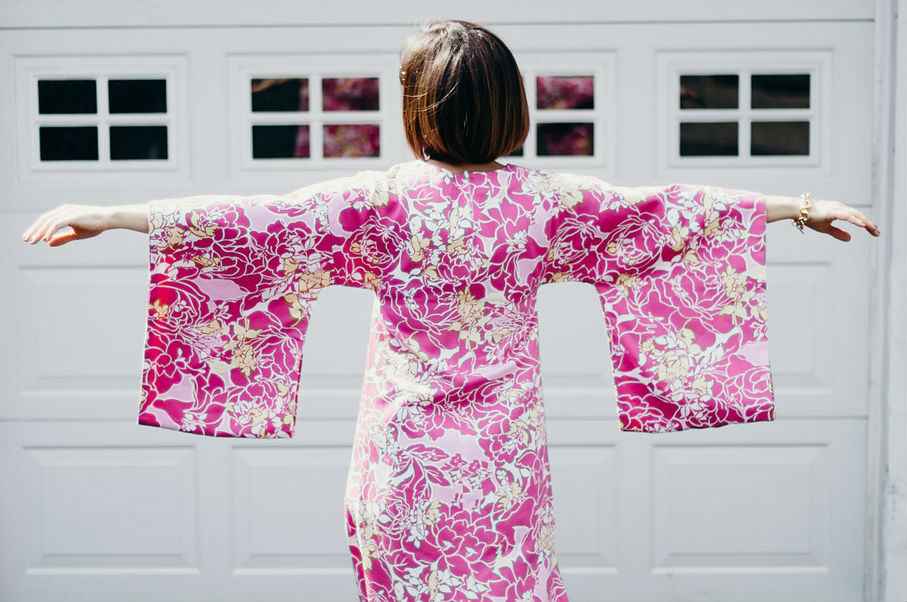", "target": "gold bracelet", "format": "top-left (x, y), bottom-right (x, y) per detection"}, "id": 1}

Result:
top-left (793, 192), bottom-right (812, 234)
